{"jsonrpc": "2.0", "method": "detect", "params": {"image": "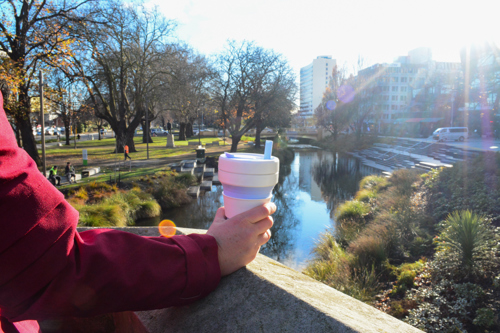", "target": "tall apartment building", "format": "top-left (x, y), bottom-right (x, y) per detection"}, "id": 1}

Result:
top-left (299, 56), bottom-right (337, 118)
top-left (358, 47), bottom-right (461, 134)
